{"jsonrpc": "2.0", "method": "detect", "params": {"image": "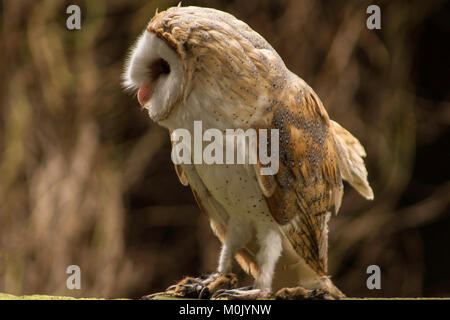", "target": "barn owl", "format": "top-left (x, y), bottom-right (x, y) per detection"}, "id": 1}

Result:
top-left (123, 5), bottom-right (373, 299)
